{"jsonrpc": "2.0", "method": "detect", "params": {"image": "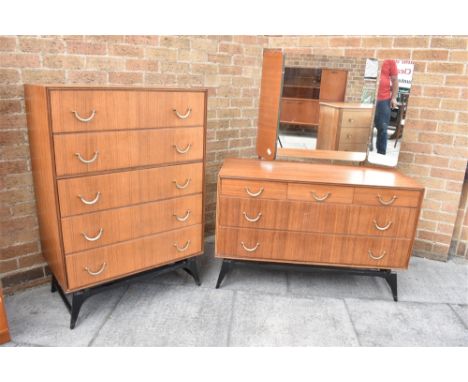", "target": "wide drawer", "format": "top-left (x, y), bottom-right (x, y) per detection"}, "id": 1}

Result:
top-left (50, 90), bottom-right (205, 133)
top-left (287, 183), bottom-right (353, 204)
top-left (339, 127), bottom-right (370, 144)
top-left (57, 162), bottom-right (203, 217)
top-left (217, 227), bottom-right (412, 269)
top-left (354, 187), bottom-right (421, 208)
top-left (66, 224), bottom-right (202, 290)
top-left (53, 126), bottom-right (204, 176)
top-left (280, 98), bottom-right (319, 125)
top-left (340, 110), bottom-right (372, 128)
top-left (221, 179), bottom-right (287, 200)
top-left (61, 194), bottom-right (202, 254)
